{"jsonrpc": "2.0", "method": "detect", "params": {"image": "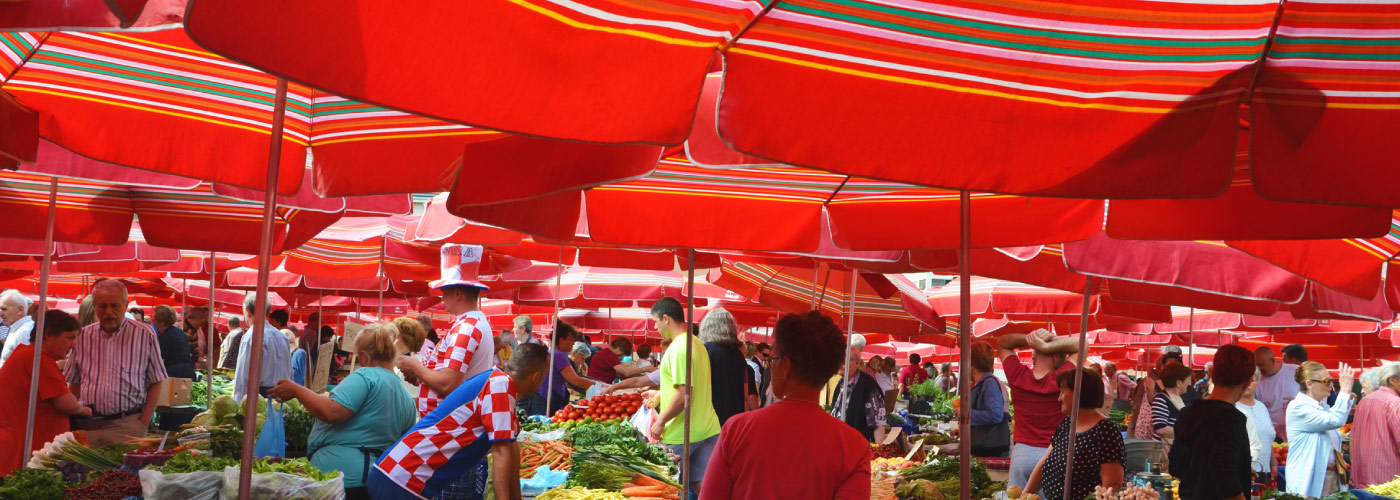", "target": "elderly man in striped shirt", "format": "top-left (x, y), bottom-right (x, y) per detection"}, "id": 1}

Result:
top-left (1353, 363), bottom-right (1400, 489)
top-left (63, 279), bottom-right (168, 447)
